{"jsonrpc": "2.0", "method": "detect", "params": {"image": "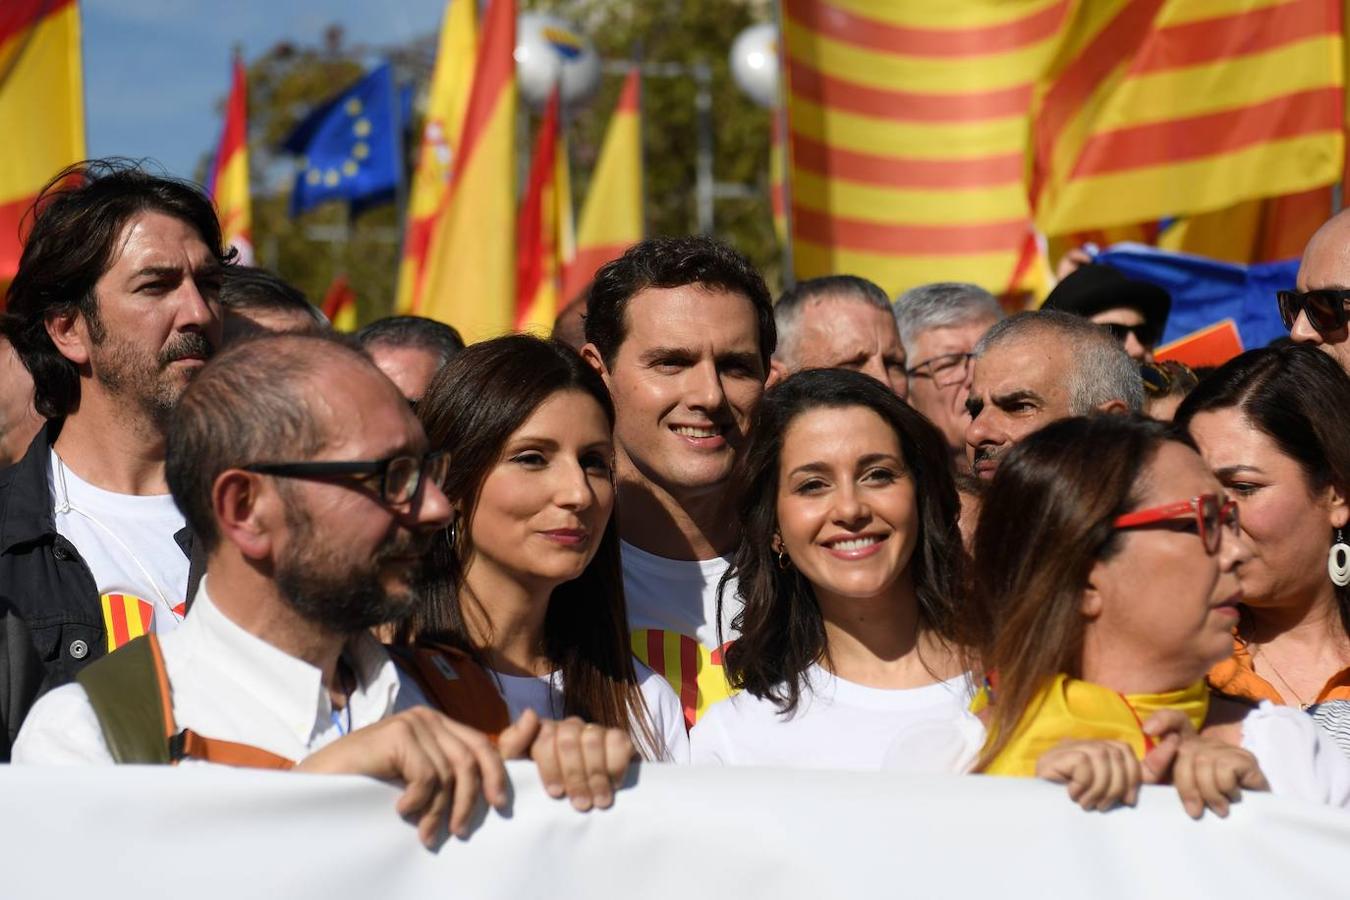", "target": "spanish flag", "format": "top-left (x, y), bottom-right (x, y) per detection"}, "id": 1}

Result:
top-left (516, 88), bottom-right (565, 333)
top-left (782, 0), bottom-right (1065, 298)
top-left (395, 0), bottom-right (477, 315)
top-left (418, 0), bottom-right (516, 343)
top-left (560, 69), bottom-right (642, 304)
top-left (0, 0), bottom-right (85, 293)
top-left (322, 274), bottom-right (358, 333)
top-left (1032, 0), bottom-right (1344, 237)
top-left (208, 54), bottom-right (253, 265)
